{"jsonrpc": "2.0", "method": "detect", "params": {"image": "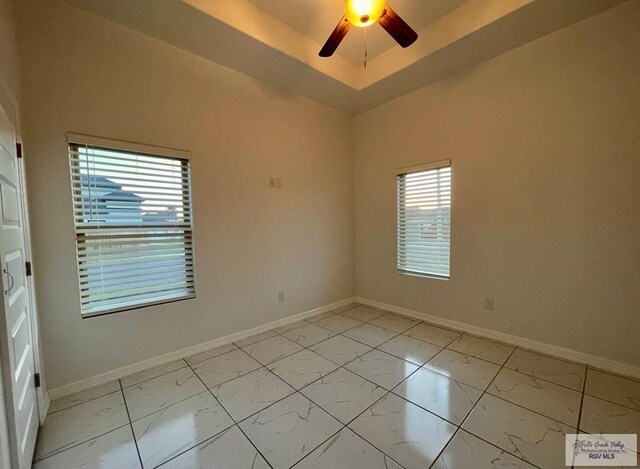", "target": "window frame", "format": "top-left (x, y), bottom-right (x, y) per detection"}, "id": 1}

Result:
top-left (396, 159), bottom-right (452, 280)
top-left (67, 133), bottom-right (196, 318)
